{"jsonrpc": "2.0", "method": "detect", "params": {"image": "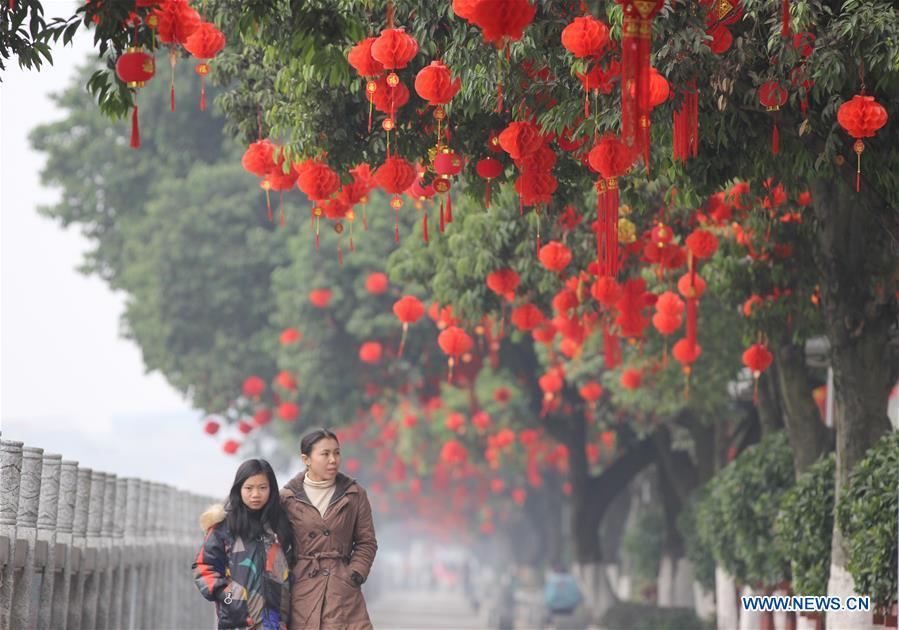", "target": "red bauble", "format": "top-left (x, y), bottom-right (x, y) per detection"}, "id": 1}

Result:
top-left (538, 241), bottom-right (572, 272)
top-left (359, 341), bottom-right (383, 364)
top-left (515, 172), bottom-right (558, 205)
top-left (275, 371), bottom-right (297, 391)
top-left (242, 140), bottom-right (276, 177)
top-left (375, 157), bottom-right (417, 194)
top-left (414, 60), bottom-right (462, 105)
top-left (278, 402), bottom-right (300, 422)
top-left (498, 121), bottom-right (543, 159)
top-left (348, 38), bottom-right (384, 77)
top-left (742, 343), bottom-right (773, 375)
top-left (434, 151), bottom-right (463, 176)
top-left (580, 381), bottom-right (604, 402)
top-left (511, 304), bottom-right (544, 331)
top-left (393, 295), bottom-right (425, 323)
top-left (588, 134), bottom-right (633, 178)
top-left (438, 327), bottom-right (474, 356)
top-left (621, 368), bottom-right (642, 389)
top-left (592, 277), bottom-right (623, 306)
top-left (370, 28), bottom-right (419, 70)
top-left (309, 288), bottom-right (332, 308)
top-left (297, 161), bottom-right (340, 201)
top-left (486, 268), bottom-right (520, 295)
top-left (203, 419), bottom-right (220, 435)
top-left (152, 0), bottom-right (200, 45)
top-left (561, 15), bottom-right (610, 58)
top-left (469, 0), bottom-right (536, 46)
top-left (242, 376), bottom-right (265, 398)
top-left (115, 49), bottom-right (156, 86)
top-left (837, 95), bottom-right (888, 139)
top-left (183, 21), bottom-right (226, 59)
top-left (685, 229), bottom-right (719, 259)
top-left (370, 75), bottom-right (410, 113)
top-left (476, 157), bottom-right (504, 180)
top-left (677, 273), bottom-right (706, 299)
top-left (758, 81), bottom-right (788, 109)
top-left (365, 272), bottom-right (389, 294)
top-left (673, 338), bottom-right (702, 365)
